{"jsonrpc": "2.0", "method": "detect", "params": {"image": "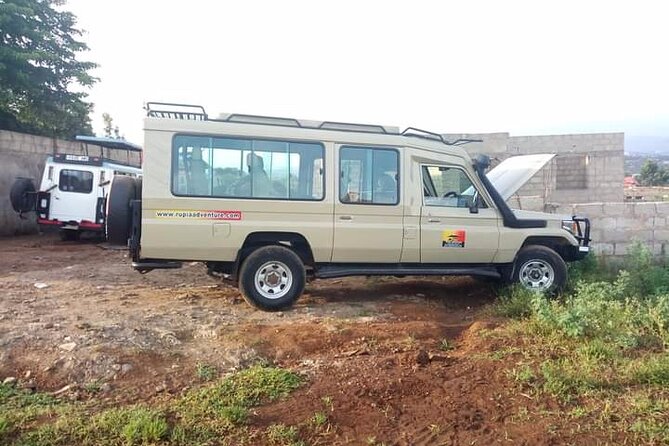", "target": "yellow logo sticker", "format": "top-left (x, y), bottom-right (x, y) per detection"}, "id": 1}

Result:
top-left (442, 230), bottom-right (466, 248)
